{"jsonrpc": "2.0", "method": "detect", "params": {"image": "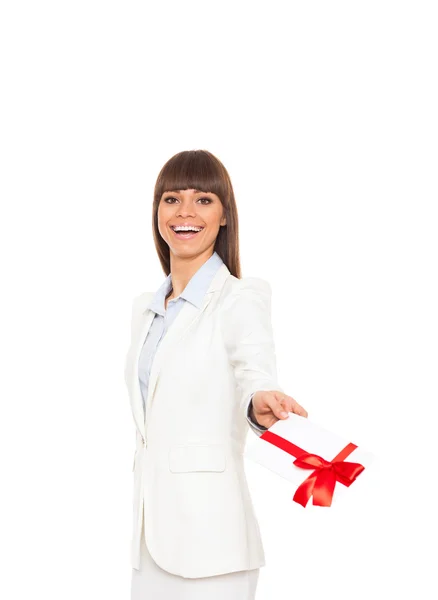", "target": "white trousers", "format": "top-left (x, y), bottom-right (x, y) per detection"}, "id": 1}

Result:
top-left (131, 518), bottom-right (260, 600)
